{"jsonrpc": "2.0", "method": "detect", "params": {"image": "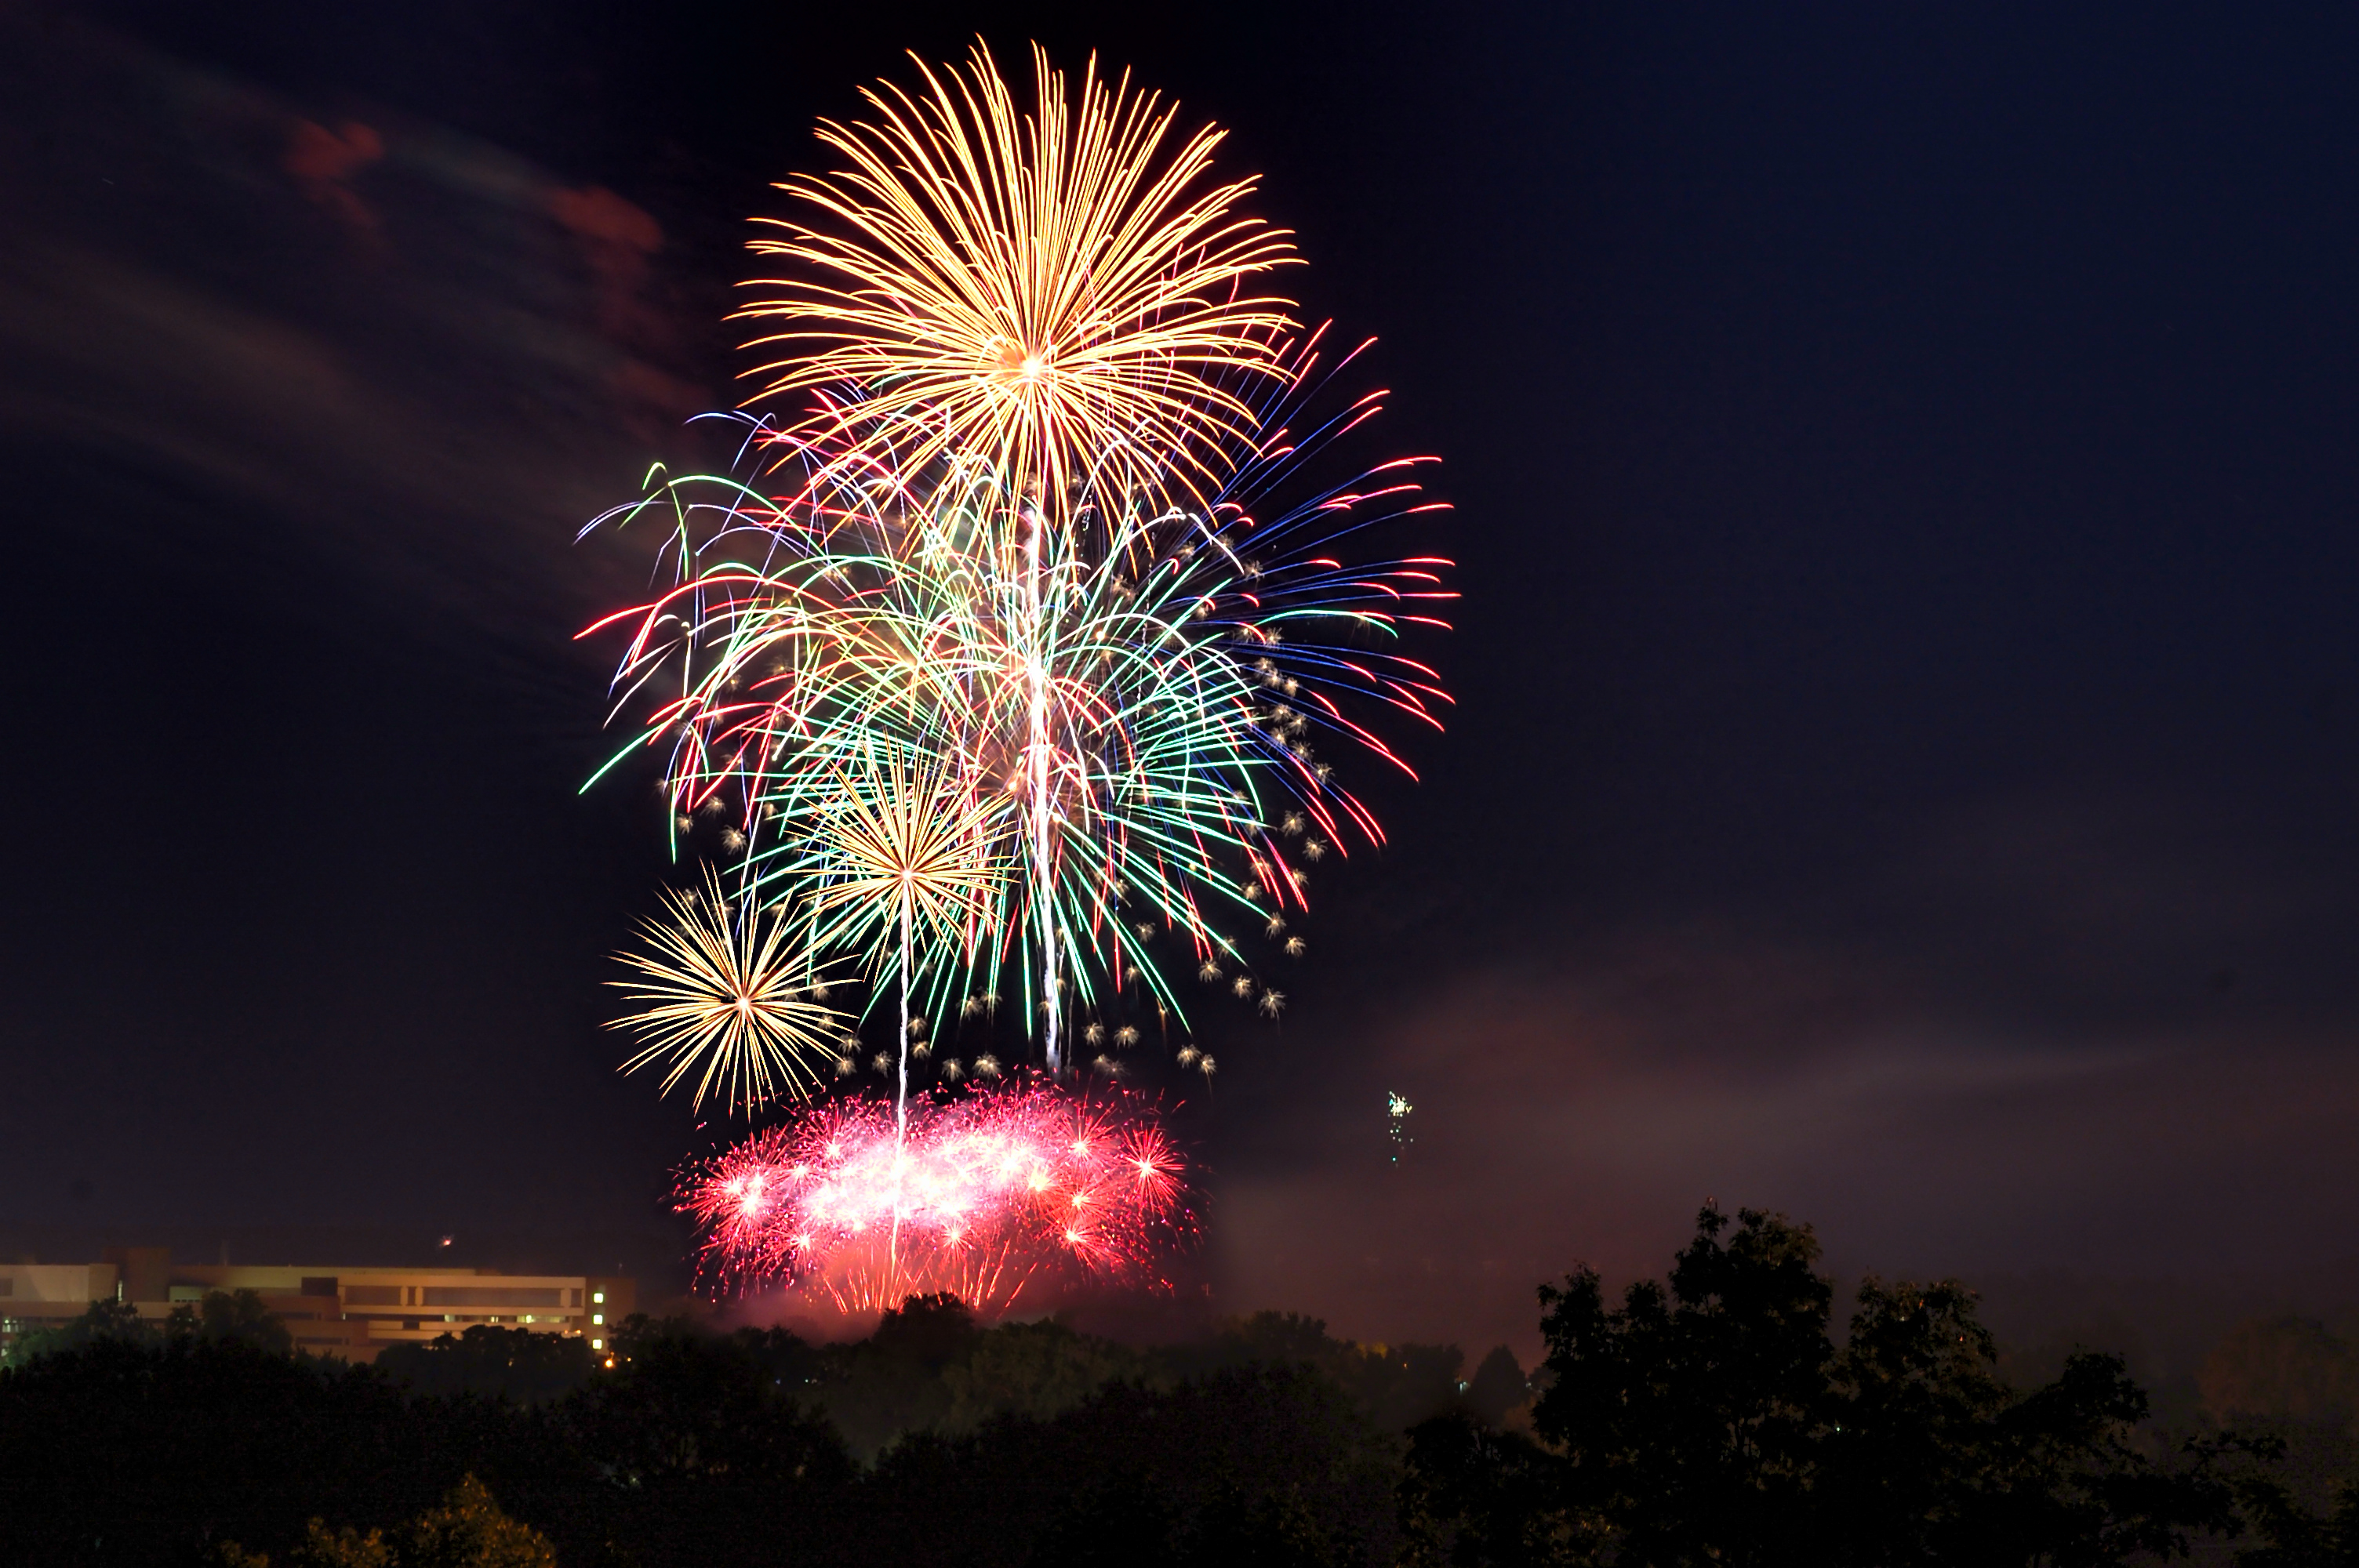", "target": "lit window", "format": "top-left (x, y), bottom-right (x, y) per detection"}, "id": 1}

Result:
top-left (592, 1313), bottom-right (603, 1326)
top-left (591, 1338), bottom-right (603, 1350)
top-left (592, 1290), bottom-right (605, 1305)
